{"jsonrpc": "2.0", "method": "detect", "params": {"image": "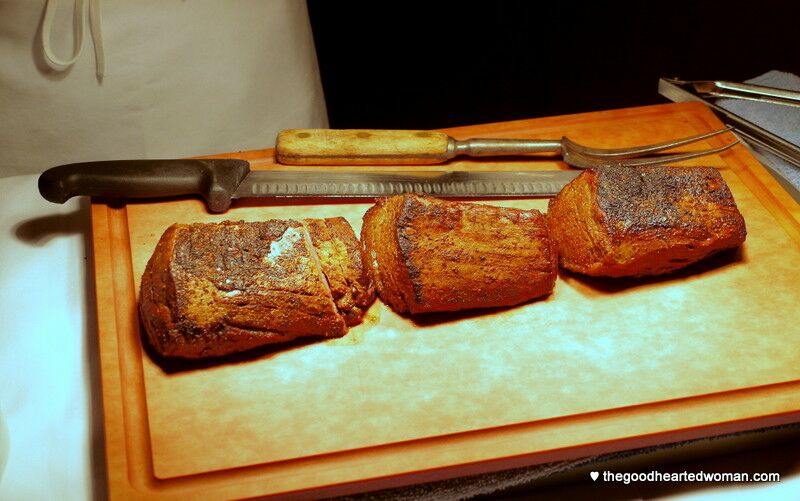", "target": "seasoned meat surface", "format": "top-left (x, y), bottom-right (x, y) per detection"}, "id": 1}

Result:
top-left (139, 219), bottom-right (374, 359)
top-left (361, 194), bottom-right (558, 314)
top-left (547, 166), bottom-right (747, 277)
